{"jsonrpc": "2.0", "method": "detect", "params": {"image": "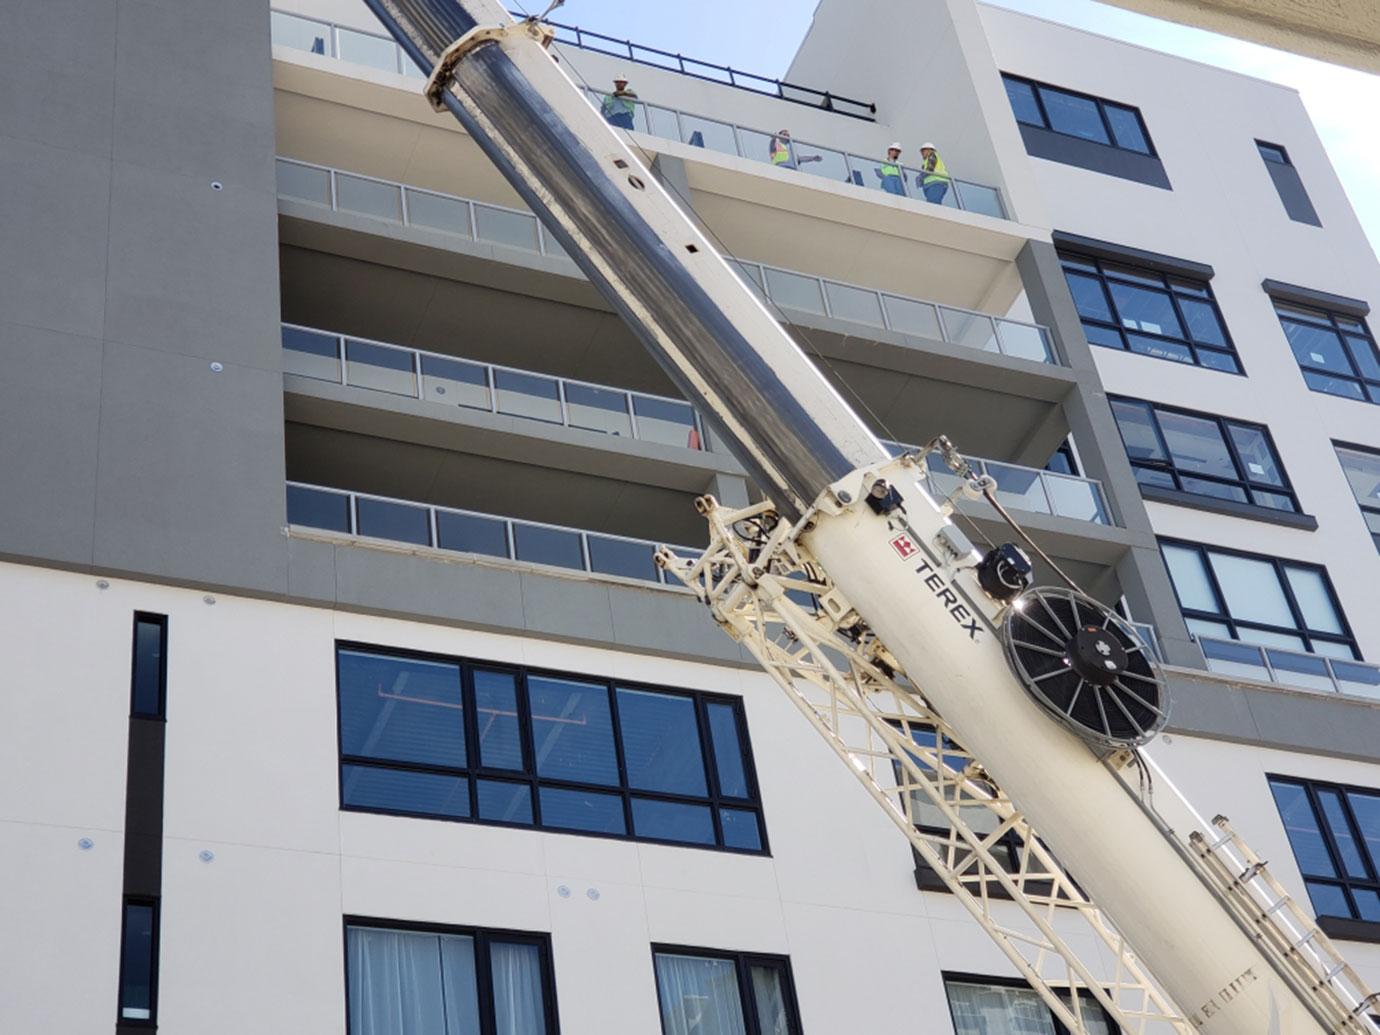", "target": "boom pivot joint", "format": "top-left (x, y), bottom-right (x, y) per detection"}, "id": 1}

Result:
top-left (423, 18), bottom-right (556, 112)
